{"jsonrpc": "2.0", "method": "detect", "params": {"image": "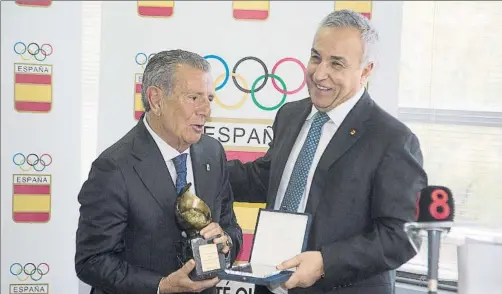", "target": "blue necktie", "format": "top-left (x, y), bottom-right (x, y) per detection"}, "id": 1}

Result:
top-left (280, 111), bottom-right (330, 212)
top-left (172, 153), bottom-right (188, 195)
